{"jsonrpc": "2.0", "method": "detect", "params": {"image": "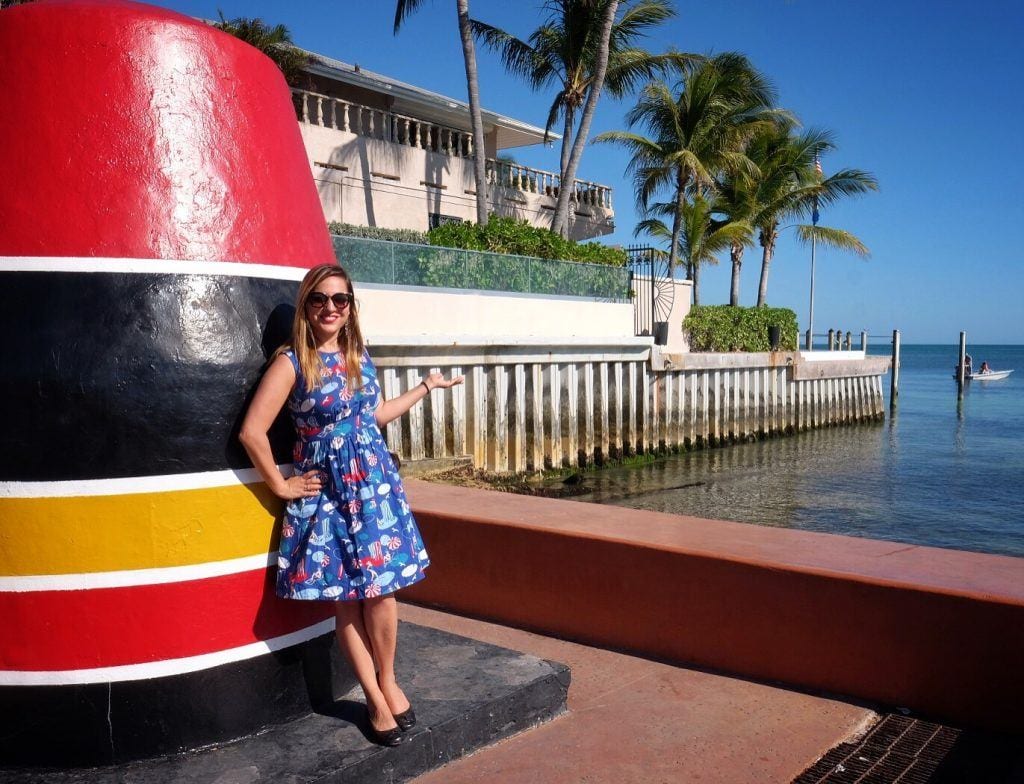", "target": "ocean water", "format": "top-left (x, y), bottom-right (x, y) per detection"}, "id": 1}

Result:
top-left (576, 344), bottom-right (1024, 558)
